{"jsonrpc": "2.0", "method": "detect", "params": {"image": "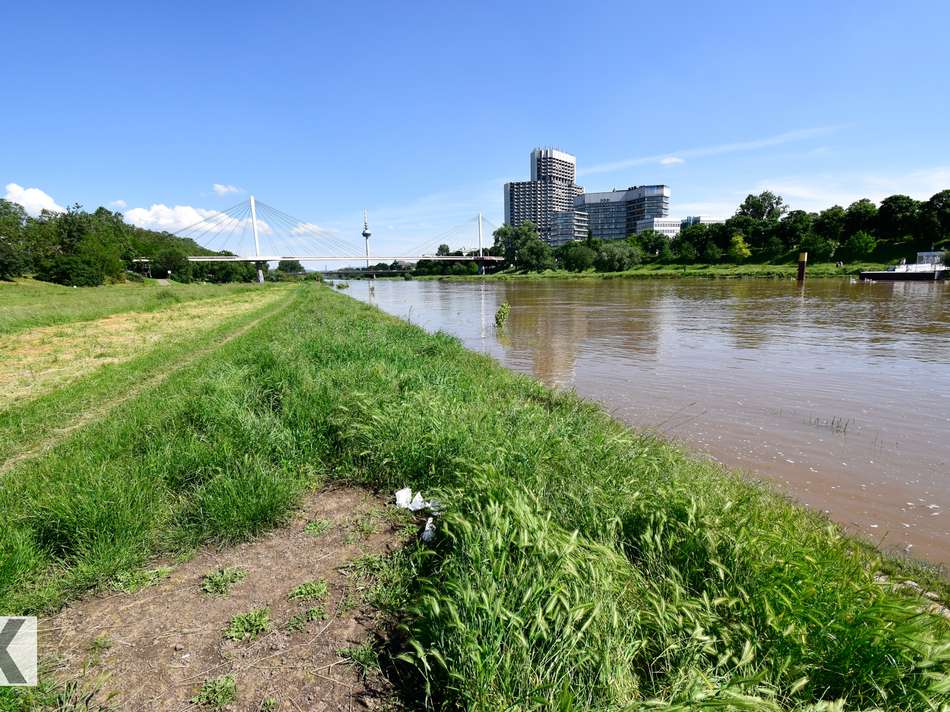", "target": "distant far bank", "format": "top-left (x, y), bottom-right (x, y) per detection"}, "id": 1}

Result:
top-left (413, 261), bottom-right (891, 281)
